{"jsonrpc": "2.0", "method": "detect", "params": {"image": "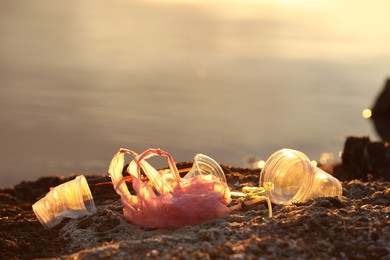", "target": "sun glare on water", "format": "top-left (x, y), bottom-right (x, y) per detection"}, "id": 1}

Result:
top-left (158, 0), bottom-right (303, 3)
top-left (362, 109), bottom-right (372, 119)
